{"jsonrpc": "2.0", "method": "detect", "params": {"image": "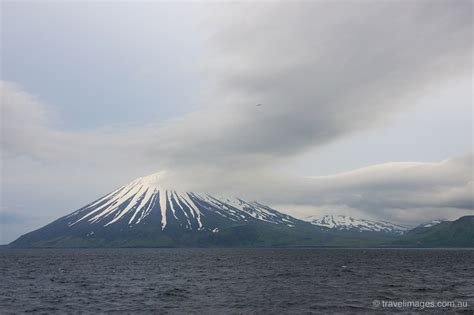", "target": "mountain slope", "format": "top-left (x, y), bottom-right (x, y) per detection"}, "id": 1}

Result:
top-left (303, 215), bottom-right (408, 235)
top-left (10, 173), bottom-right (336, 247)
top-left (10, 173), bottom-right (471, 248)
top-left (392, 216), bottom-right (474, 247)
